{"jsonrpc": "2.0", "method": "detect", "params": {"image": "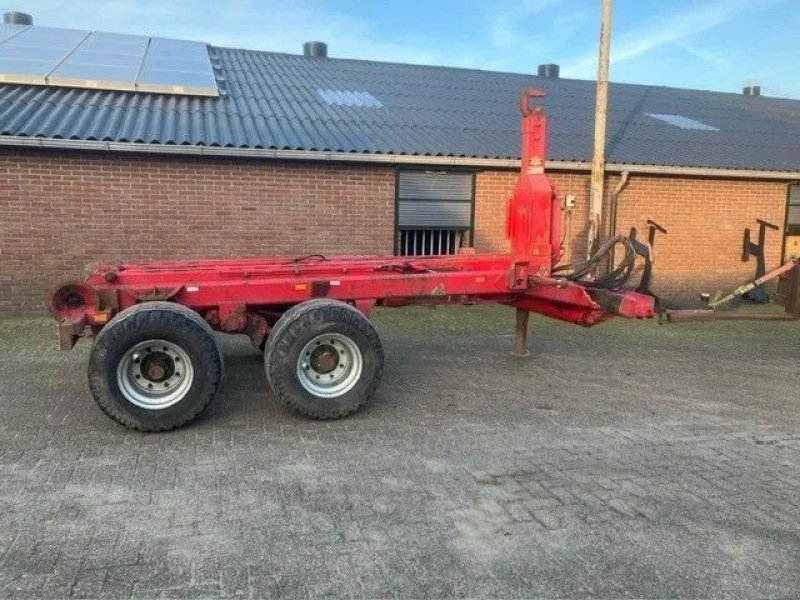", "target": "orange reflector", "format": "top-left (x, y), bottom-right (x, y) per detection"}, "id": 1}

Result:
top-left (475, 276), bottom-right (486, 283)
top-left (90, 312), bottom-right (110, 324)
top-left (294, 283), bottom-right (308, 291)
